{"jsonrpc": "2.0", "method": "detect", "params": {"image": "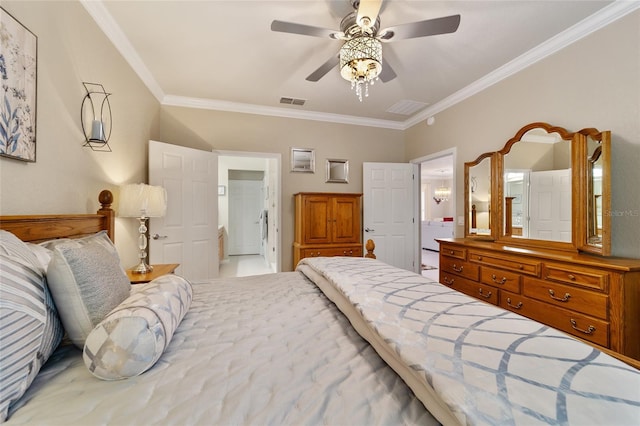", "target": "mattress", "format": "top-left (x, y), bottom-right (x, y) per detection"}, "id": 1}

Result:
top-left (298, 256), bottom-right (640, 426)
top-left (7, 272), bottom-right (436, 425)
